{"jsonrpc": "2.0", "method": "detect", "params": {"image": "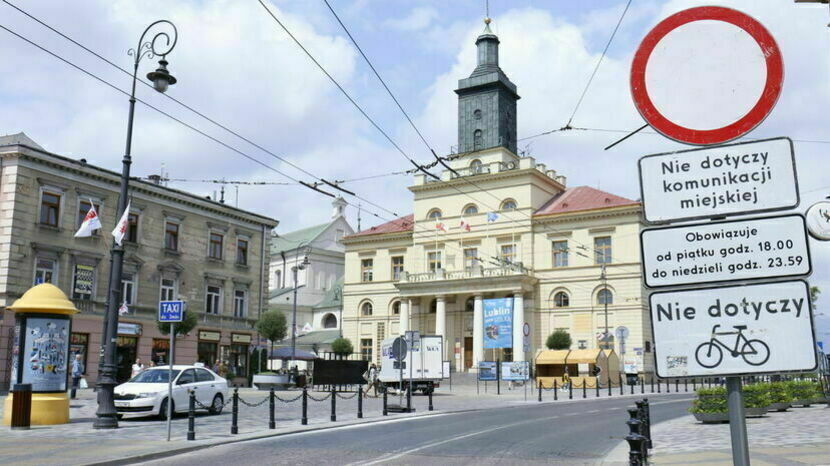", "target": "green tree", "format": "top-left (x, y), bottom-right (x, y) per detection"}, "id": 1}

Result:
top-left (811, 286), bottom-right (820, 310)
top-left (546, 329), bottom-right (572, 350)
top-left (256, 310), bottom-right (287, 367)
top-left (331, 337), bottom-right (354, 358)
top-left (156, 310), bottom-right (198, 336)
